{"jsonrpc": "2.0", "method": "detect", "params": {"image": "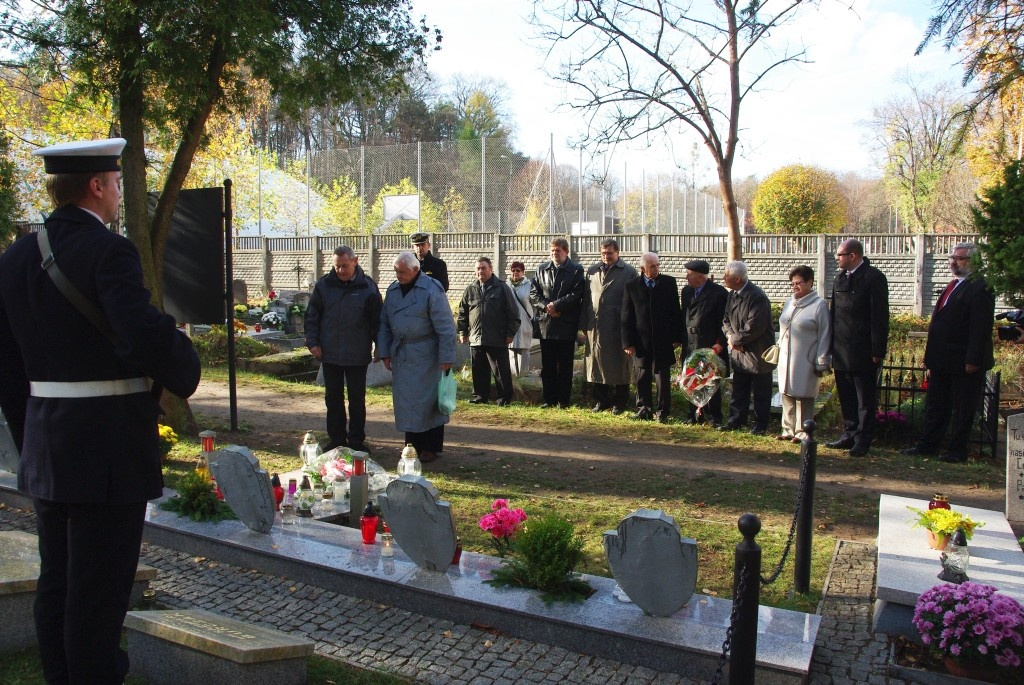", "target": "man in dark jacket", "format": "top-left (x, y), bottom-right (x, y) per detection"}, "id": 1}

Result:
top-left (720, 261), bottom-right (776, 435)
top-left (828, 238), bottom-right (889, 457)
top-left (411, 232), bottom-right (449, 292)
top-left (622, 252), bottom-right (682, 422)
top-left (305, 246), bottom-right (382, 452)
top-left (0, 138), bottom-right (201, 684)
top-left (457, 256), bottom-right (520, 405)
top-left (530, 237), bottom-right (585, 408)
top-left (902, 243), bottom-right (994, 463)
top-left (680, 259), bottom-right (729, 426)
